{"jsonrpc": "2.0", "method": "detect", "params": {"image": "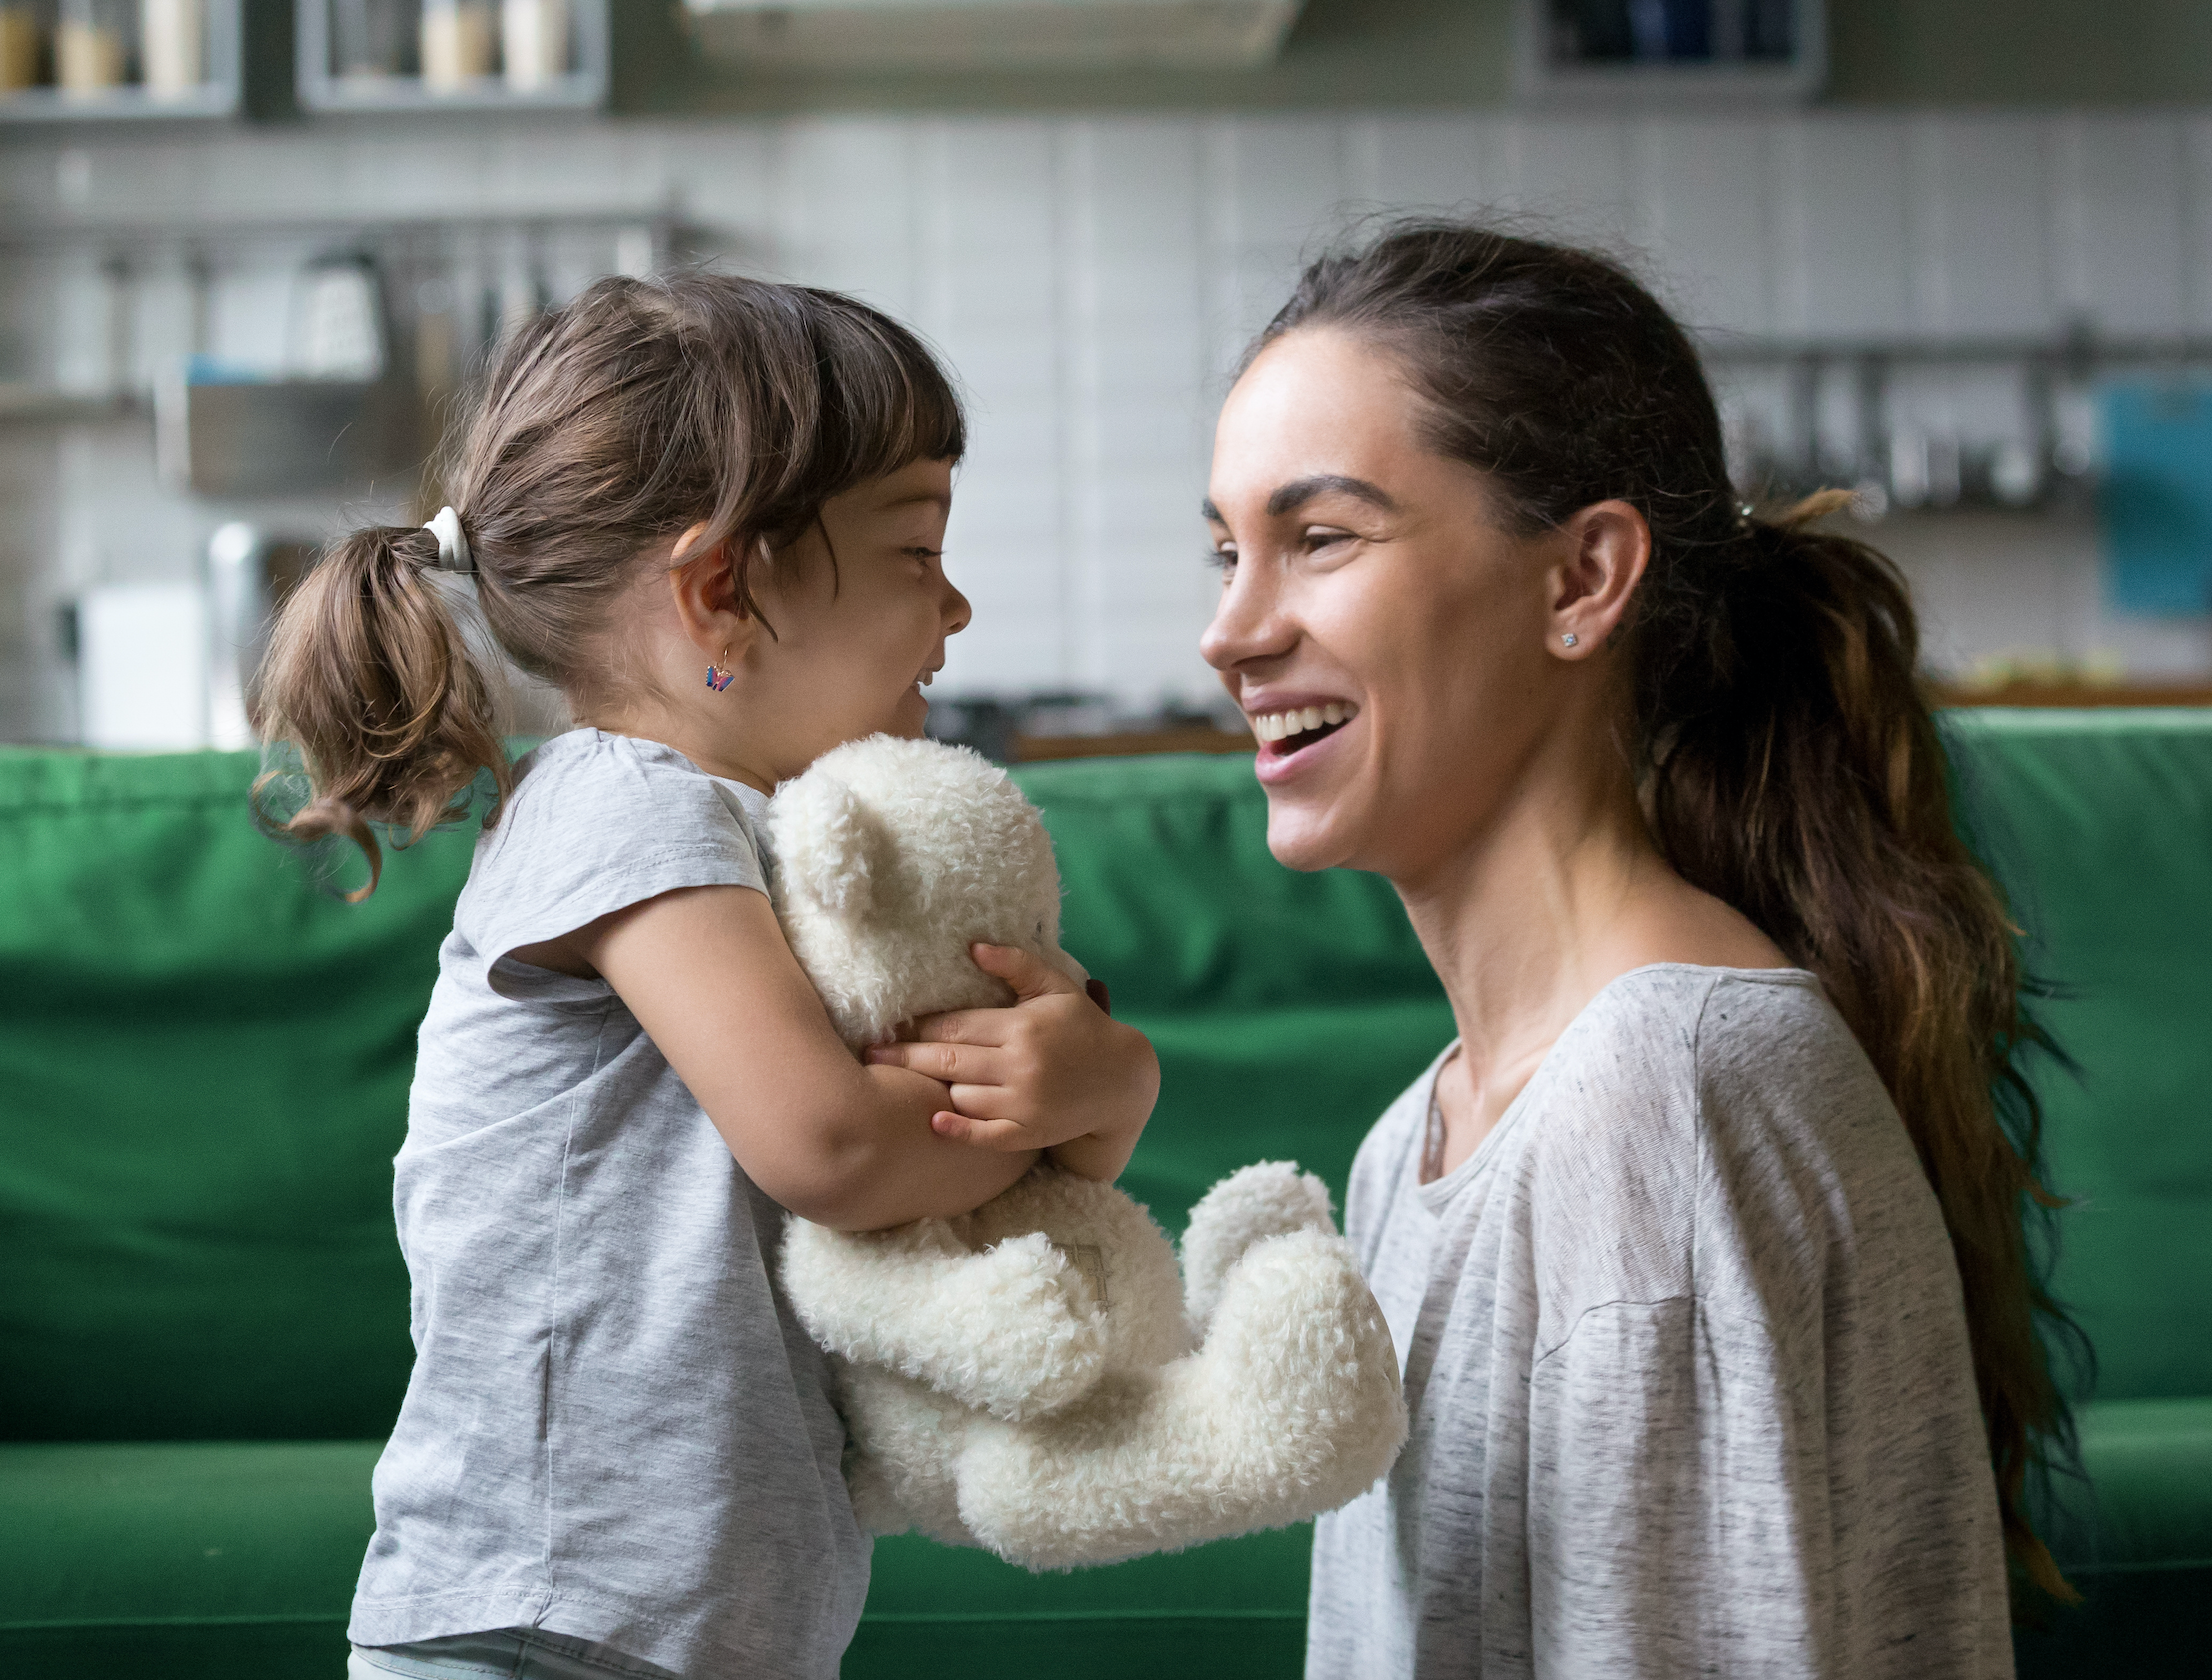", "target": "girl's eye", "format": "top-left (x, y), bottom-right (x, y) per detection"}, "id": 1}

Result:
top-left (904, 546), bottom-right (943, 563)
